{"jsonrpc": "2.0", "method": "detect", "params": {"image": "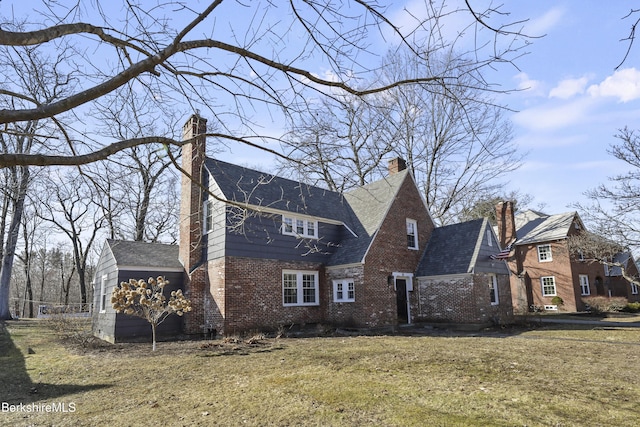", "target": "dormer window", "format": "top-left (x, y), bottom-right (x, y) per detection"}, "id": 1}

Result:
top-left (282, 215), bottom-right (318, 239)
